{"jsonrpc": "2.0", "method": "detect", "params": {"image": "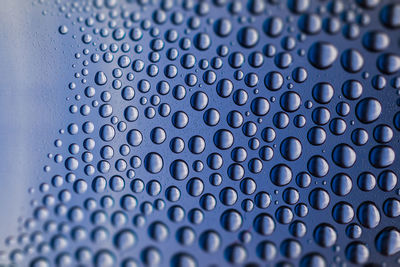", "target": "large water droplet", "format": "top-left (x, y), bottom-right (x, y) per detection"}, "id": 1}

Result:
top-left (308, 42), bottom-right (338, 69)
